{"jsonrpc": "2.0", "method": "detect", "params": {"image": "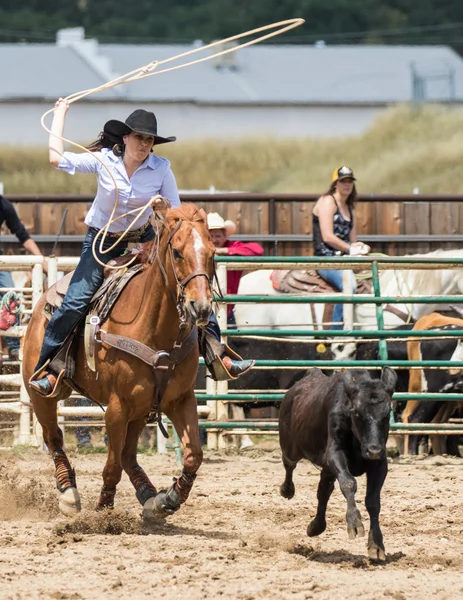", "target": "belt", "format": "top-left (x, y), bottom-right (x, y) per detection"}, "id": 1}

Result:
top-left (90, 220), bottom-right (150, 240)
